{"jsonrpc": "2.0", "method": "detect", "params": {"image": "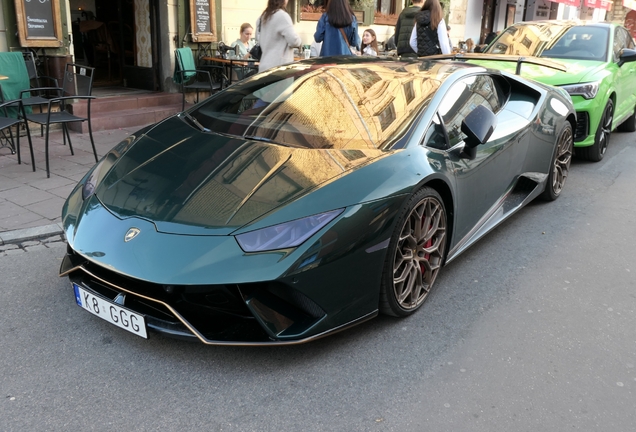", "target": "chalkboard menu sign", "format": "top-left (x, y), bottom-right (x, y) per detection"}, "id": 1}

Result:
top-left (14, 0), bottom-right (63, 47)
top-left (190, 0), bottom-right (217, 42)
